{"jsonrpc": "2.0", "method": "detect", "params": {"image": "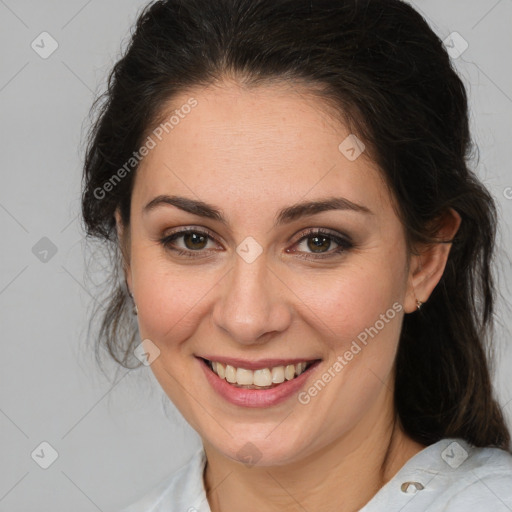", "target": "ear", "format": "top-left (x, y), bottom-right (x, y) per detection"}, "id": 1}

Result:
top-left (404, 208), bottom-right (462, 313)
top-left (114, 207), bottom-right (132, 293)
